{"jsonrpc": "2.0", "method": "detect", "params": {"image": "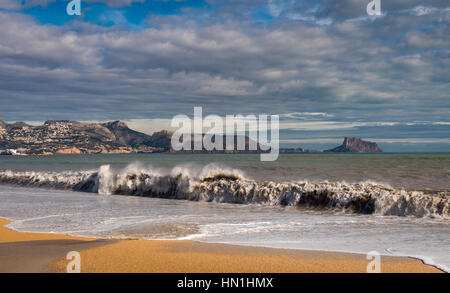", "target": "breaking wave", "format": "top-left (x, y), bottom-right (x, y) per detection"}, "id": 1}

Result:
top-left (0, 164), bottom-right (448, 218)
